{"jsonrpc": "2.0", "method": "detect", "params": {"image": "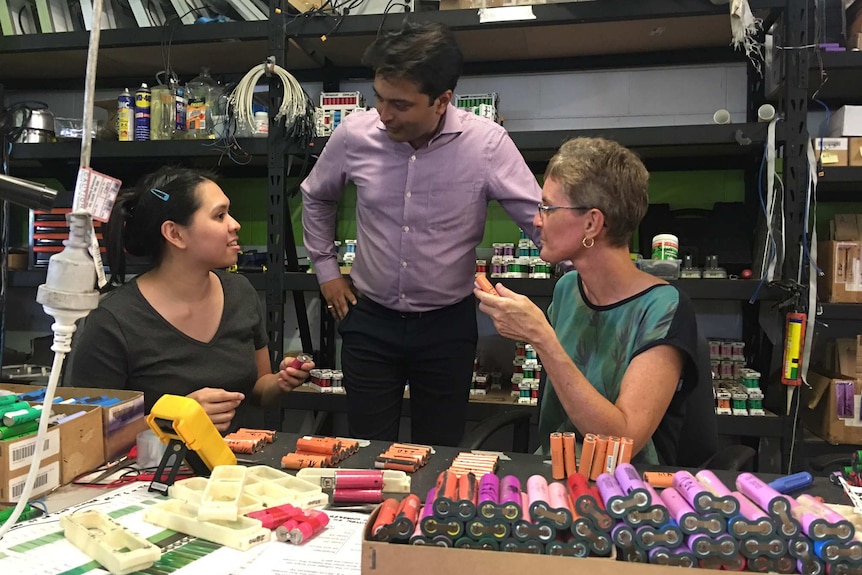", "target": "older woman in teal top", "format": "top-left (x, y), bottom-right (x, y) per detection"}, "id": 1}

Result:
top-left (474, 138), bottom-right (700, 465)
